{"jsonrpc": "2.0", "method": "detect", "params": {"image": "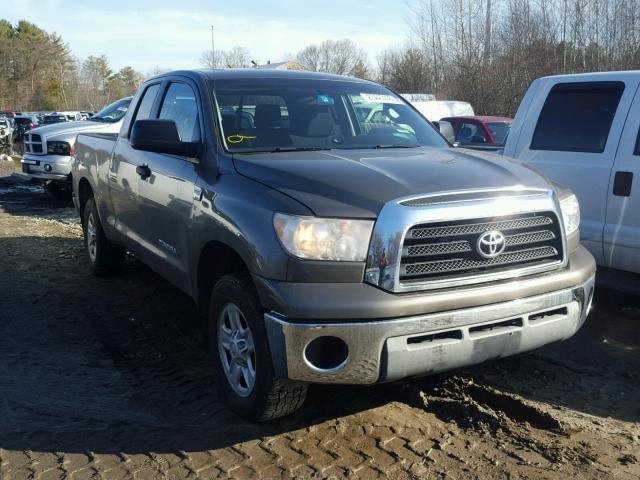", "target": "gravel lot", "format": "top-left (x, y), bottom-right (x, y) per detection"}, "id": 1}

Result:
top-left (1, 161), bottom-right (639, 479)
